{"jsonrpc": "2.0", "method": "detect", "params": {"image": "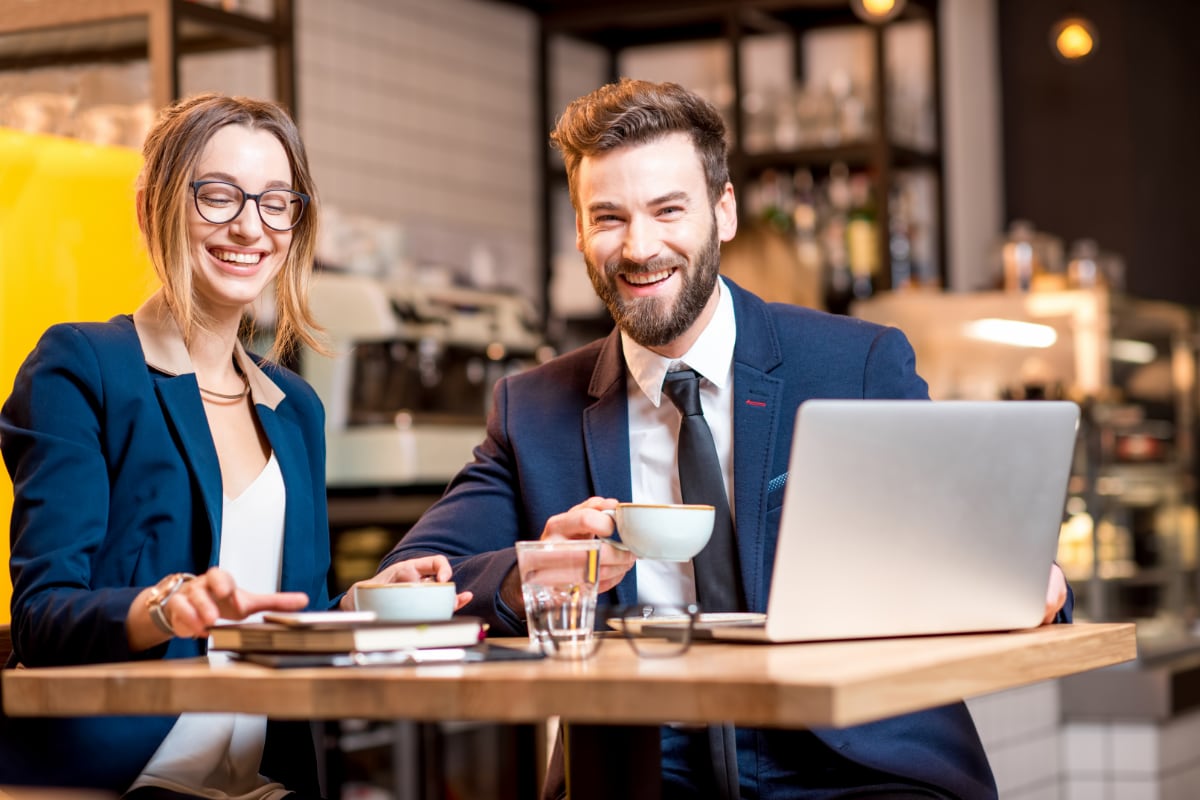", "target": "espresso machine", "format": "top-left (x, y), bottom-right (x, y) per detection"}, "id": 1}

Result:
top-left (302, 270), bottom-right (549, 488)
